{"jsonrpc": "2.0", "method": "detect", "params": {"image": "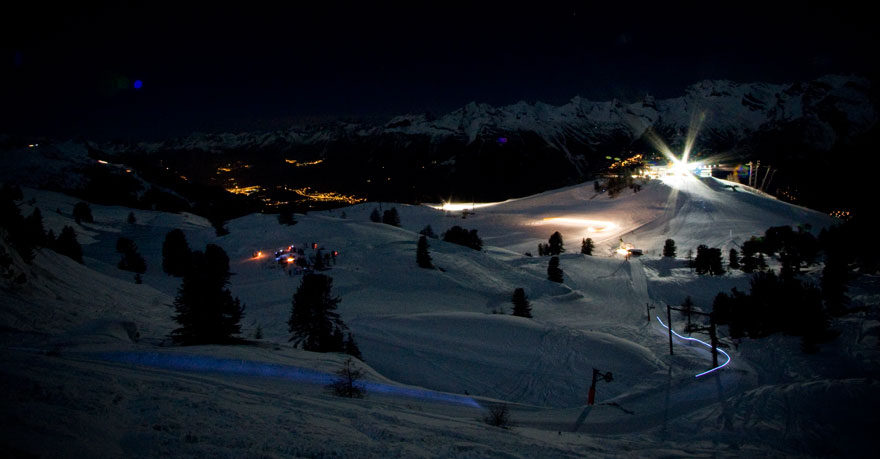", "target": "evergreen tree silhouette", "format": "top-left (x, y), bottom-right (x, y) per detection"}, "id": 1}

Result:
top-left (73, 202), bottom-right (93, 224)
top-left (416, 235), bottom-right (433, 268)
top-left (729, 248), bottom-right (740, 270)
top-left (369, 208), bottom-right (381, 223)
top-left (382, 207), bottom-right (401, 226)
top-left (24, 208), bottom-right (47, 247)
top-left (663, 239), bottom-right (677, 258)
top-left (419, 224), bottom-right (437, 238)
top-left (547, 256), bottom-right (563, 283)
top-left (511, 288), bottom-right (532, 318)
top-left (344, 333), bottom-right (364, 360)
top-left (171, 246), bottom-right (244, 344)
top-left (288, 274), bottom-right (346, 352)
top-left (548, 231), bottom-right (564, 255)
top-left (162, 229), bottom-right (191, 277)
top-left (681, 296), bottom-right (695, 332)
top-left (54, 226), bottom-right (83, 264)
top-left (442, 226), bottom-right (482, 251)
top-left (278, 207), bottom-right (297, 225)
top-left (821, 251), bottom-right (850, 316)
top-left (116, 237), bottom-right (146, 275)
top-left (0, 187), bottom-right (41, 262)
top-left (581, 238), bottom-right (594, 255)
